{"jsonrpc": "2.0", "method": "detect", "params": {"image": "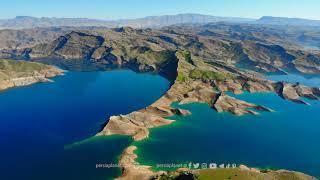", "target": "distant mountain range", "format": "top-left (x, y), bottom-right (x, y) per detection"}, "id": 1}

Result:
top-left (0, 14), bottom-right (319, 29)
top-left (0, 14), bottom-right (253, 29)
top-left (116, 14), bottom-right (253, 28)
top-left (256, 16), bottom-right (320, 26)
